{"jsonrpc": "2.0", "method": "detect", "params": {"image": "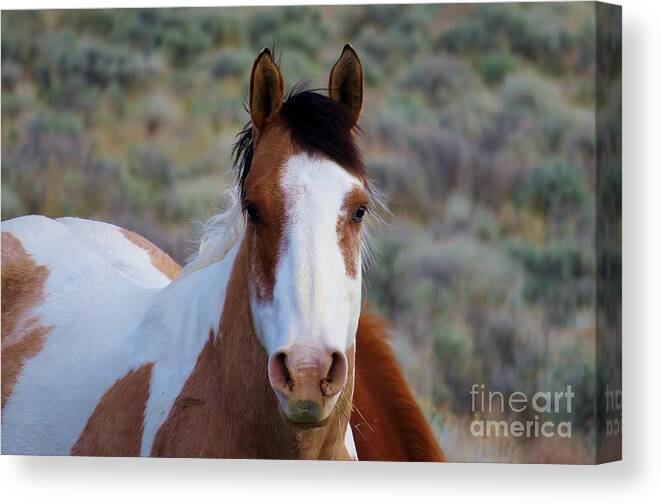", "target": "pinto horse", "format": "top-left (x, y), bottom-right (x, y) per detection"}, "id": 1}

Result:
top-left (1, 46), bottom-right (444, 461)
